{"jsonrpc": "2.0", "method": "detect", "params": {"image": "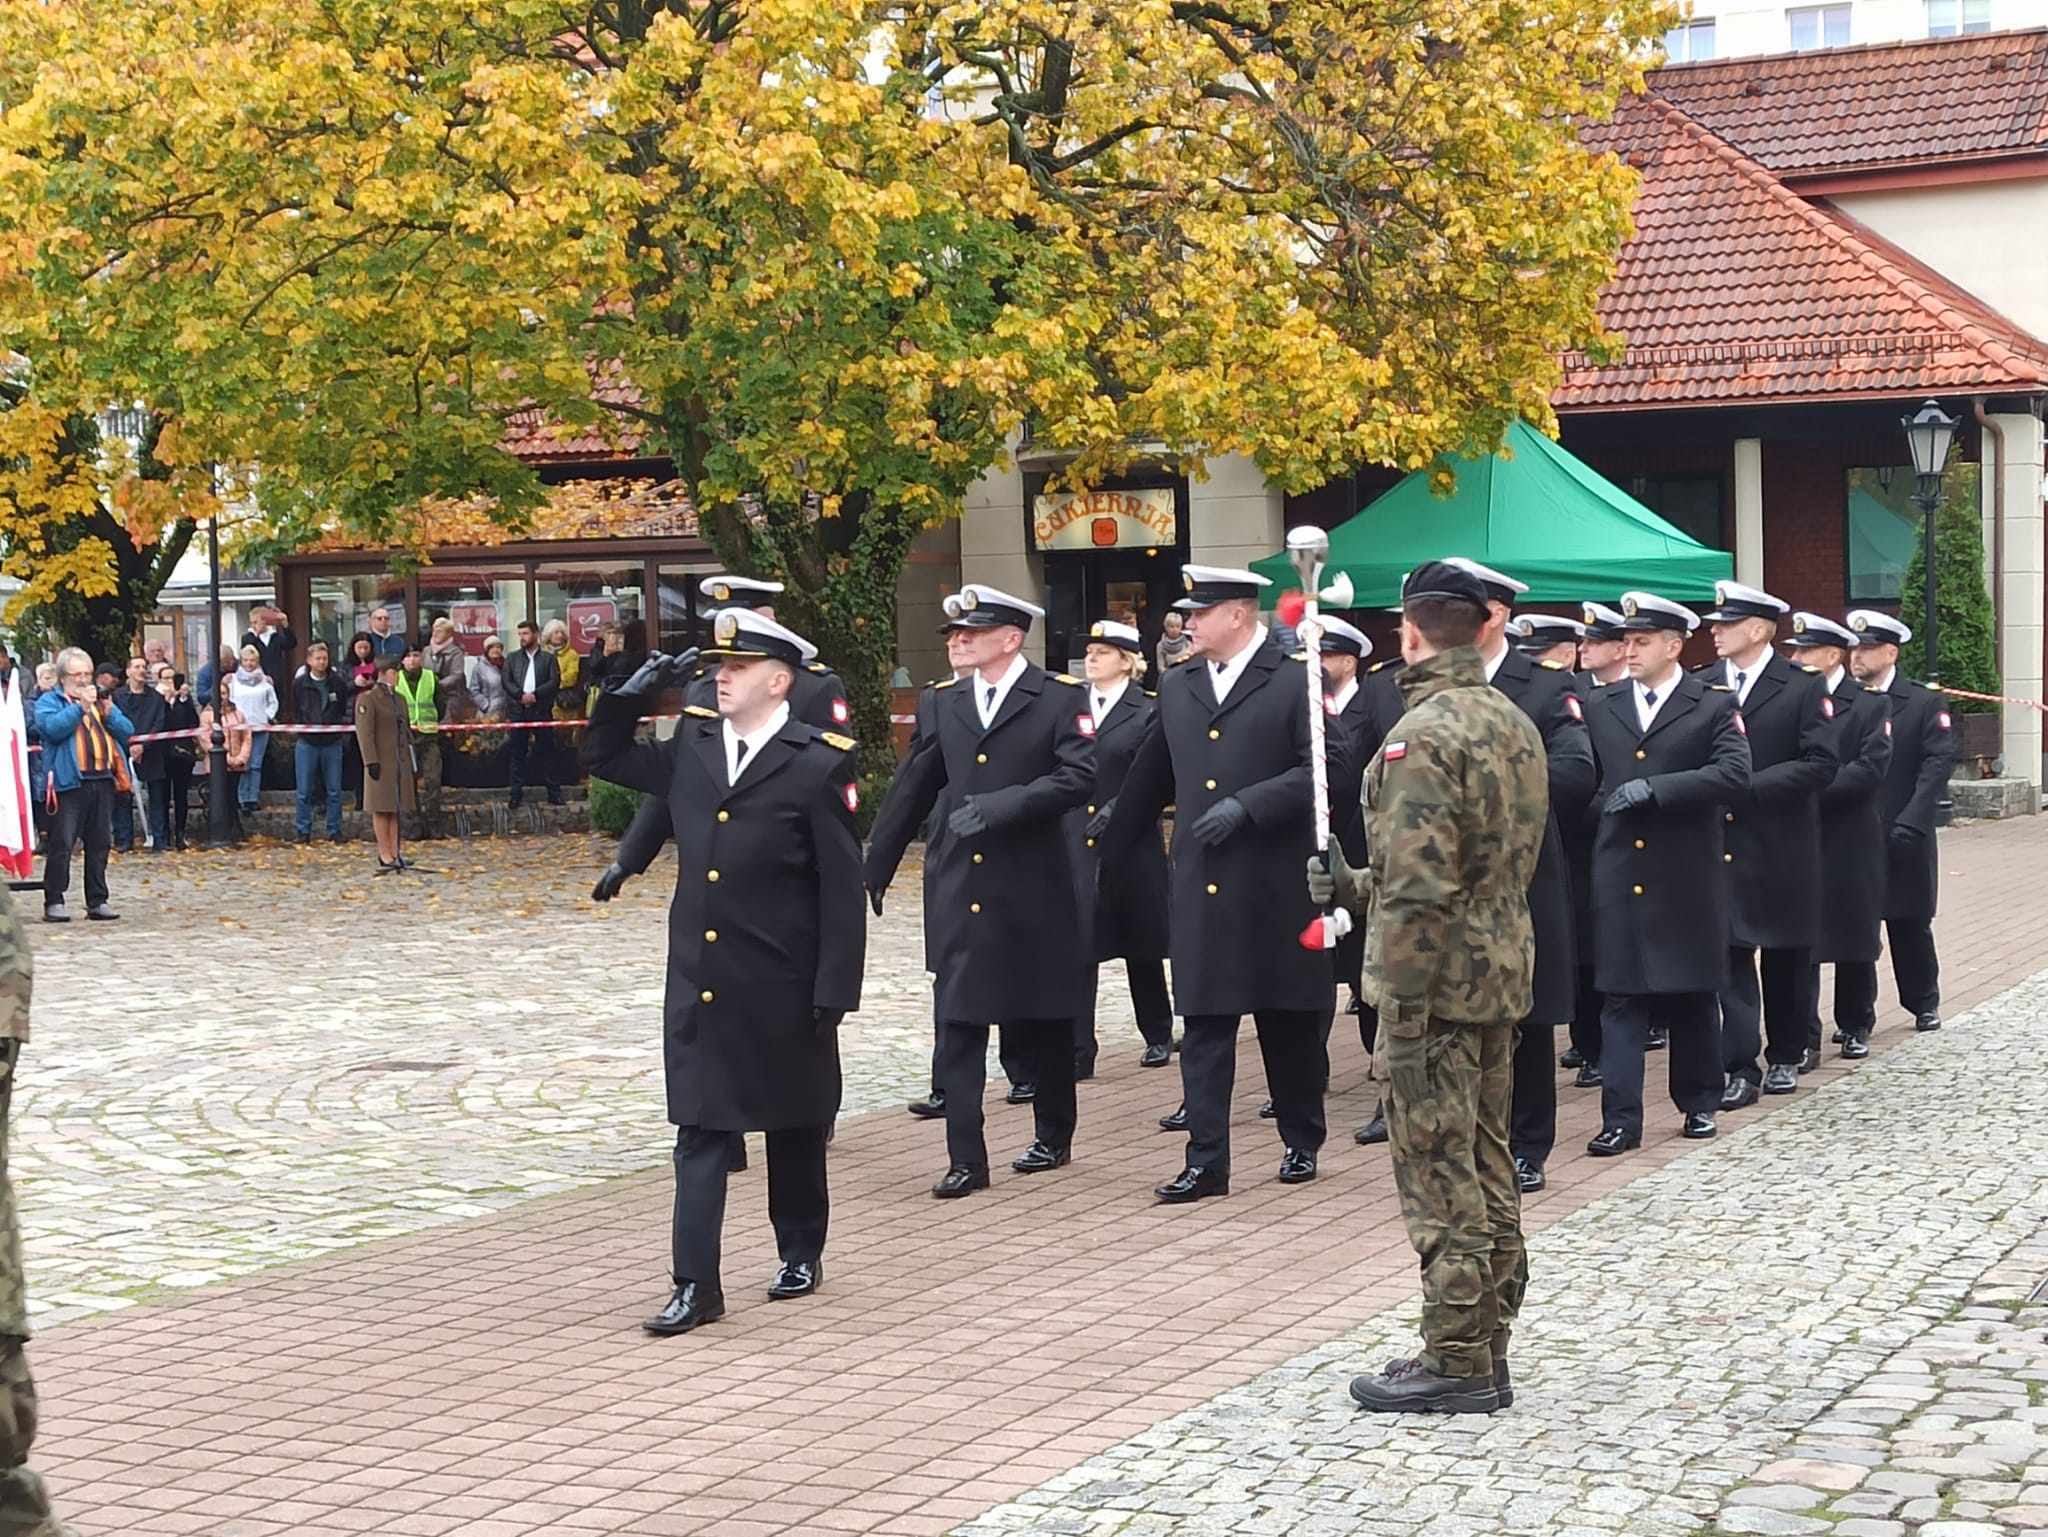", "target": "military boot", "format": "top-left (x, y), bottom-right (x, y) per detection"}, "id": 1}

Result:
top-left (1492, 1334), bottom-right (1514, 1409)
top-left (1350, 1357), bottom-right (1500, 1415)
